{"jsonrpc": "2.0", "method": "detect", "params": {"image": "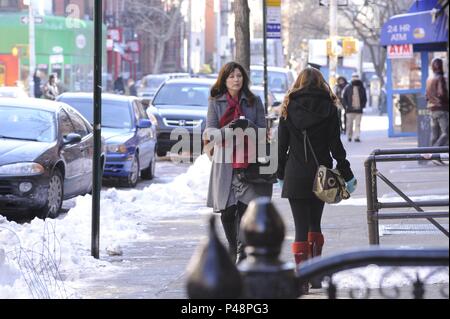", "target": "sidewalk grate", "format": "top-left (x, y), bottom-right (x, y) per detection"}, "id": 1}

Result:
top-left (379, 223), bottom-right (449, 235)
